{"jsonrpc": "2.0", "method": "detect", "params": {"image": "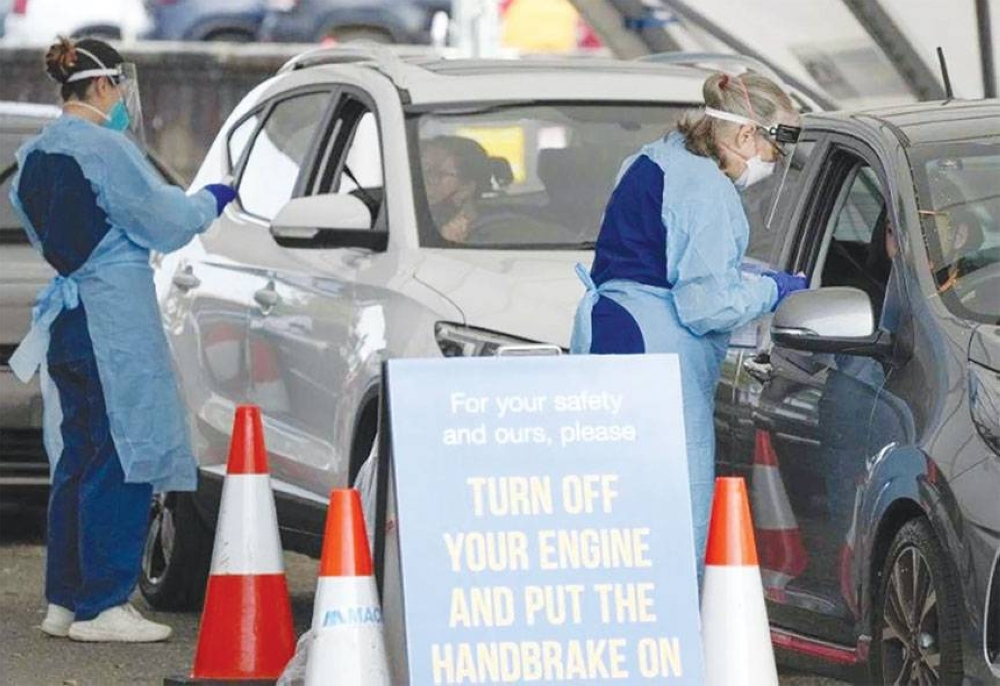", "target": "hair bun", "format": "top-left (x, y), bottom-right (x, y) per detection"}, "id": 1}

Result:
top-left (44, 36), bottom-right (78, 83)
